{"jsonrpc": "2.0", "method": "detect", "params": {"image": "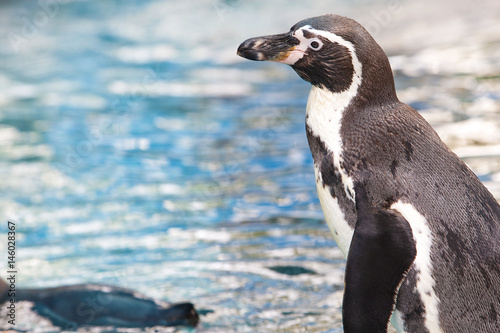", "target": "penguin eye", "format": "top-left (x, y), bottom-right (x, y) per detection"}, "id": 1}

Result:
top-left (309, 39), bottom-right (323, 51)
